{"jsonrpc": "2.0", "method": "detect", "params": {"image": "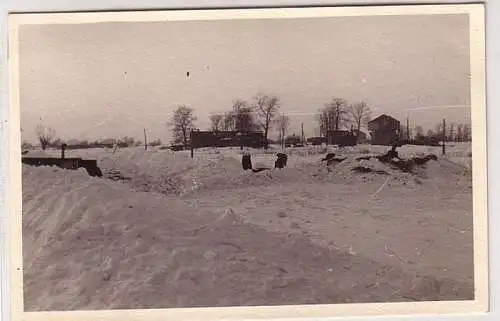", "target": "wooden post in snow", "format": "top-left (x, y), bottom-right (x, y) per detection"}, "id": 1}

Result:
top-left (301, 122), bottom-right (305, 145)
top-left (61, 143), bottom-right (67, 159)
top-left (144, 128), bottom-right (148, 150)
top-left (442, 118), bottom-right (446, 156)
